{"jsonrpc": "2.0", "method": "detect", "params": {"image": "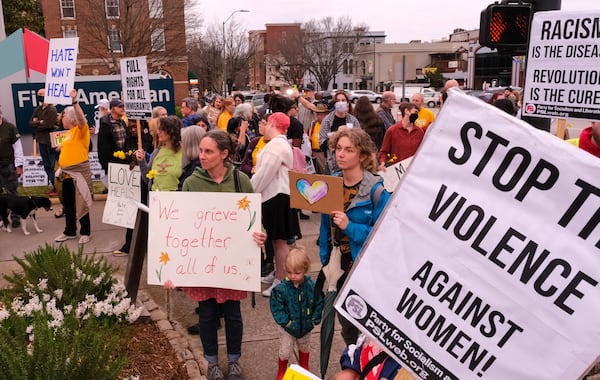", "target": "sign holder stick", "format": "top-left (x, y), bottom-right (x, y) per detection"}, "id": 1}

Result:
top-left (136, 119), bottom-right (142, 150)
top-left (125, 208), bottom-right (148, 303)
top-left (556, 118), bottom-right (567, 140)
